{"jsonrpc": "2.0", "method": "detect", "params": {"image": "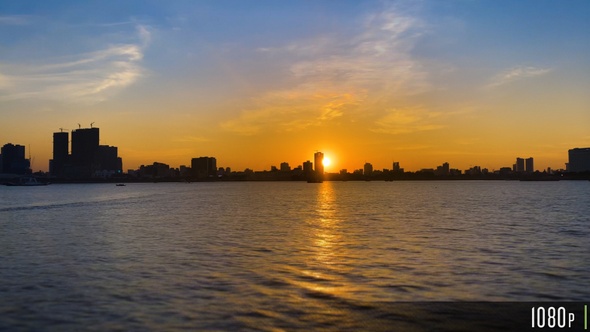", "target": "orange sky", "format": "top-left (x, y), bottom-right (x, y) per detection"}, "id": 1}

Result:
top-left (1, 2), bottom-right (589, 173)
